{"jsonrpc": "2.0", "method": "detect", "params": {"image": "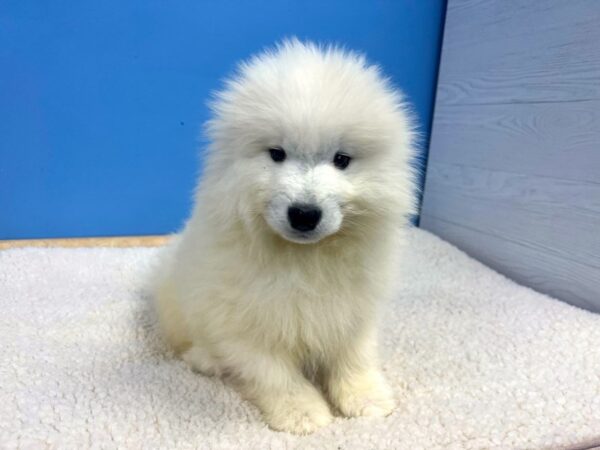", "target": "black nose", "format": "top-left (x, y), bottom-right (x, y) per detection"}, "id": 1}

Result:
top-left (287, 204), bottom-right (322, 232)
